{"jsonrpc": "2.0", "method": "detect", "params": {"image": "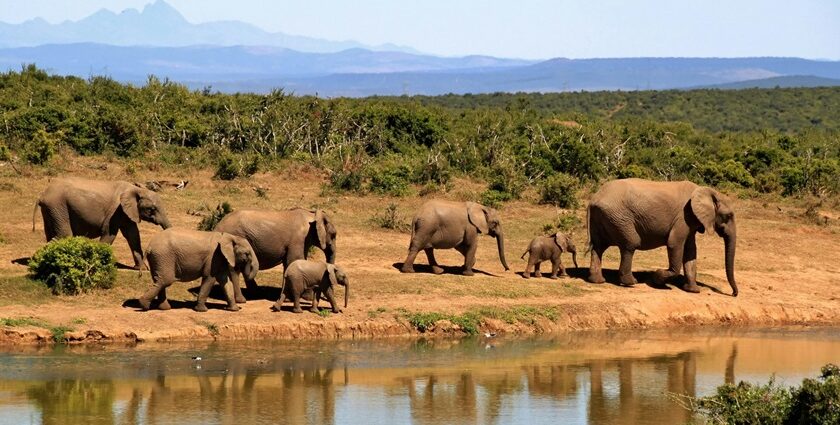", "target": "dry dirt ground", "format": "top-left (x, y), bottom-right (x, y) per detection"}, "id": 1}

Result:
top-left (0, 154), bottom-right (838, 345)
